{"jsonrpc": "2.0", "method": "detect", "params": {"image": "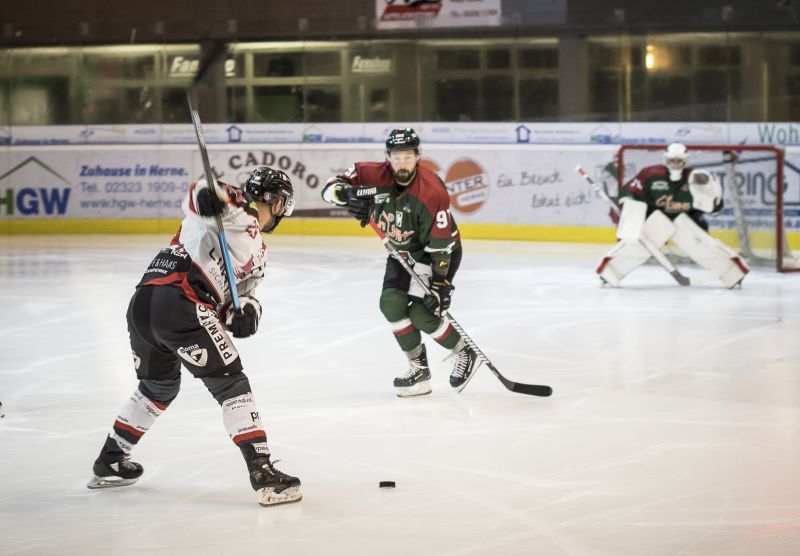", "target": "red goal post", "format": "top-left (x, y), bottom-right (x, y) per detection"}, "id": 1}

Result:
top-left (617, 144), bottom-right (800, 273)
